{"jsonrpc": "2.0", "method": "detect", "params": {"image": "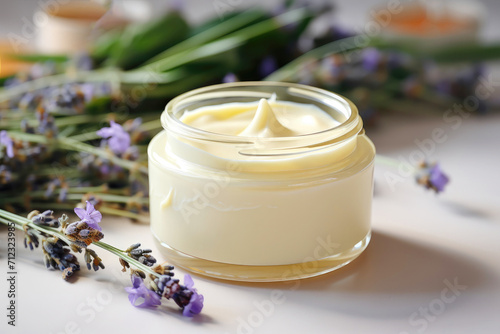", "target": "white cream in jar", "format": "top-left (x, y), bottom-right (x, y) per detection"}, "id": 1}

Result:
top-left (149, 82), bottom-right (375, 281)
